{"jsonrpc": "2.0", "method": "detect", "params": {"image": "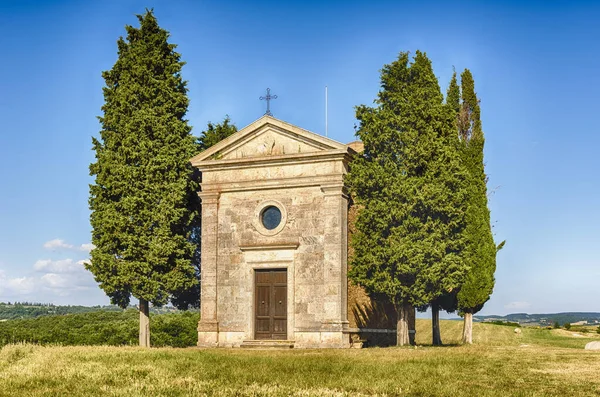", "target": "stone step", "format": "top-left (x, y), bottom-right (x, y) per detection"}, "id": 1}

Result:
top-left (240, 340), bottom-right (295, 349)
